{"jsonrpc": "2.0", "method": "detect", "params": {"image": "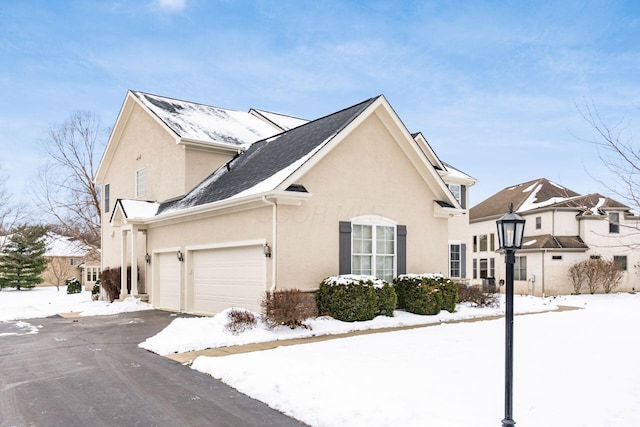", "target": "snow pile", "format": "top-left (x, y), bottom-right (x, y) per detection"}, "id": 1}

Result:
top-left (322, 274), bottom-right (387, 288)
top-left (140, 295), bottom-right (558, 356)
top-left (79, 296), bottom-right (153, 317)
